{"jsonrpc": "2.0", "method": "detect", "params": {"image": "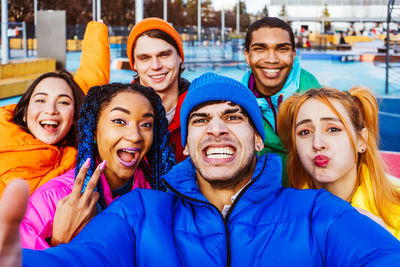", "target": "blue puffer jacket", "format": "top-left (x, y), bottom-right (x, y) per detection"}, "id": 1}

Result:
top-left (23, 154), bottom-right (400, 266)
